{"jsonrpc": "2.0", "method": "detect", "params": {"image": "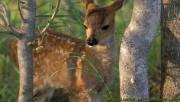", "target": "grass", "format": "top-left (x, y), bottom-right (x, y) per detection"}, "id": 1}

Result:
top-left (0, 35), bottom-right (19, 102)
top-left (0, 0), bottom-right (161, 101)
